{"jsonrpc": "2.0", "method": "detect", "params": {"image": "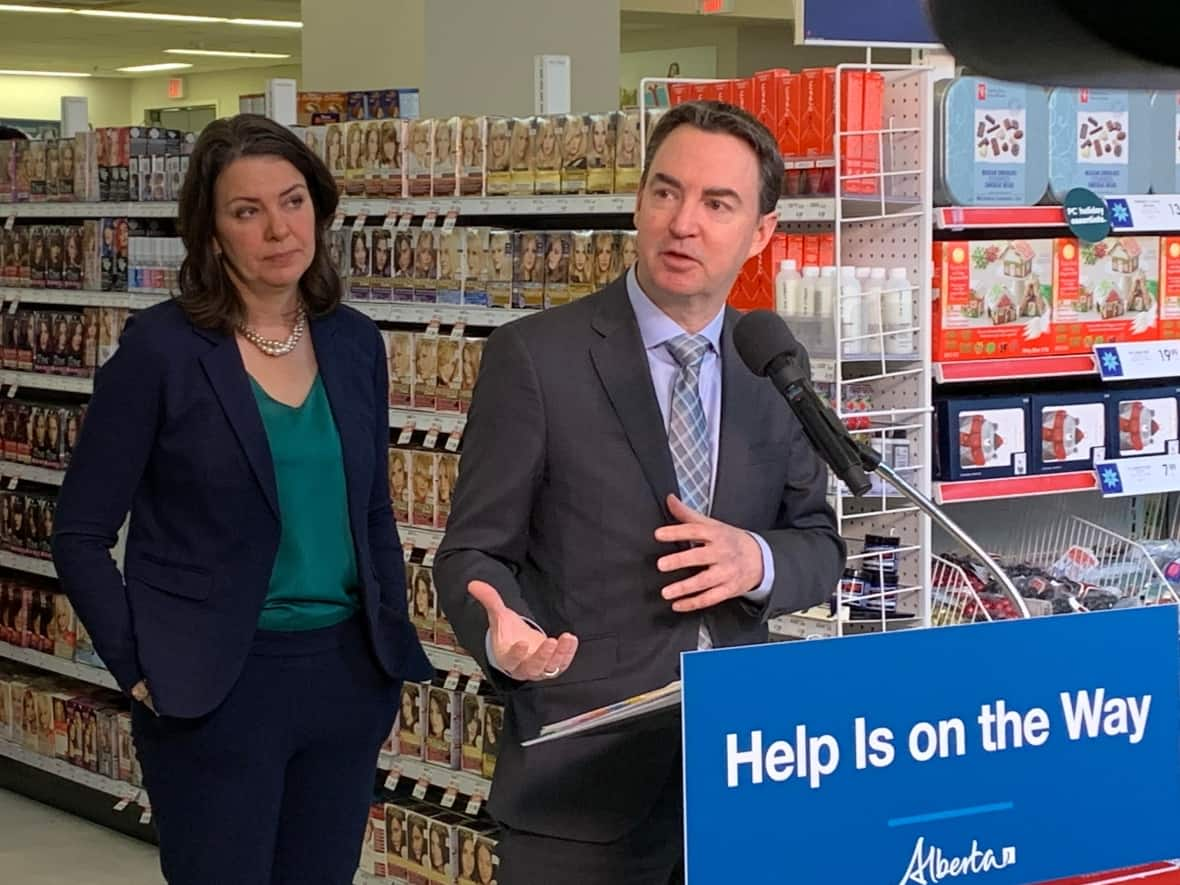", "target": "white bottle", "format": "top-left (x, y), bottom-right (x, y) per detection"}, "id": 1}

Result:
top-left (800, 266), bottom-right (821, 319)
top-left (840, 266), bottom-right (864, 356)
top-left (883, 267), bottom-right (916, 354)
top-left (817, 267), bottom-right (837, 351)
top-left (865, 267), bottom-right (887, 351)
top-left (775, 259), bottom-right (802, 318)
